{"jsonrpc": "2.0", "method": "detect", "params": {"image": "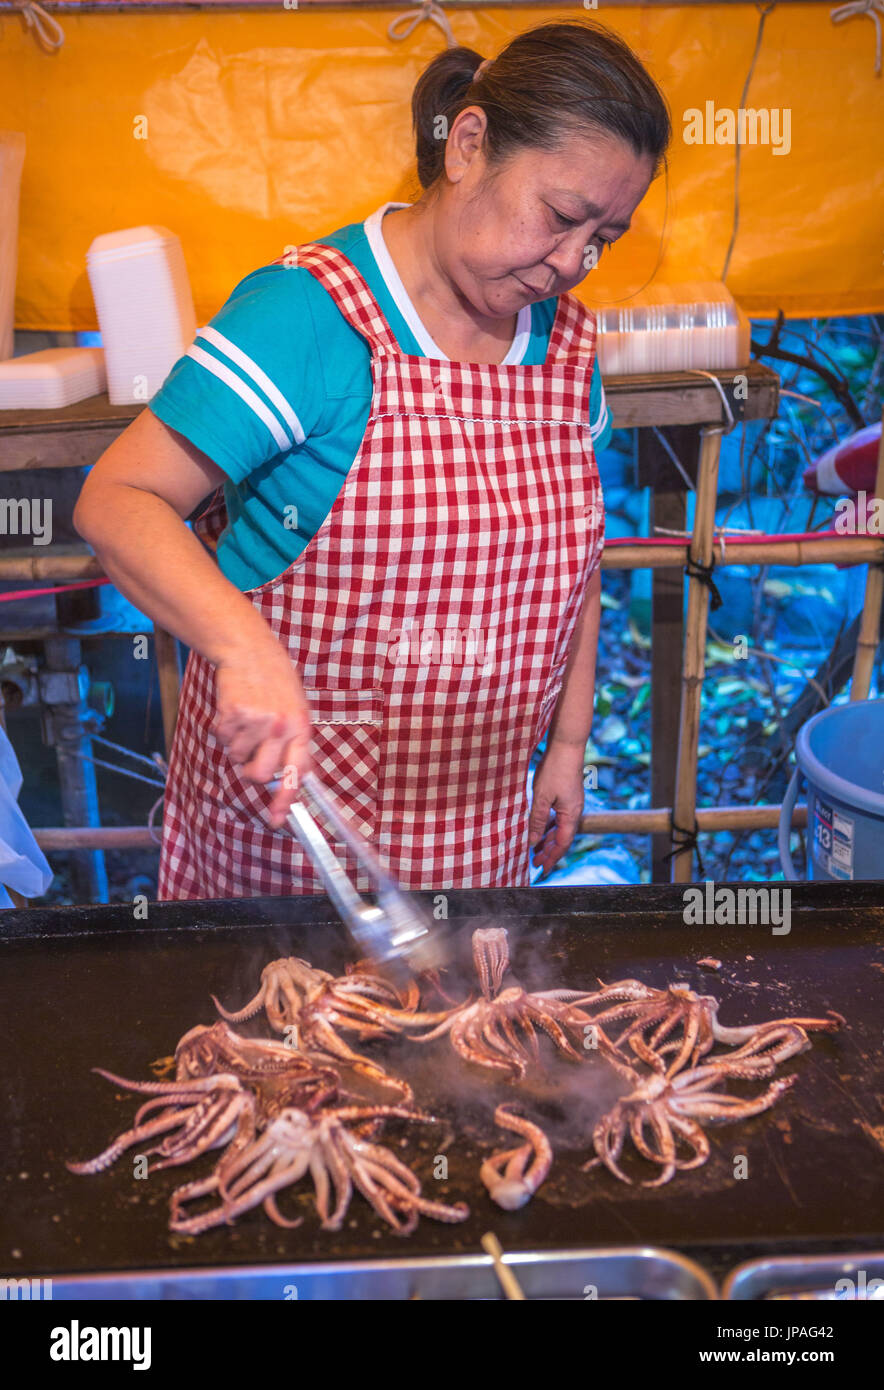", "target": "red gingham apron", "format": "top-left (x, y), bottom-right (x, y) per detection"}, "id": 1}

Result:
top-left (158, 242), bottom-right (604, 899)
